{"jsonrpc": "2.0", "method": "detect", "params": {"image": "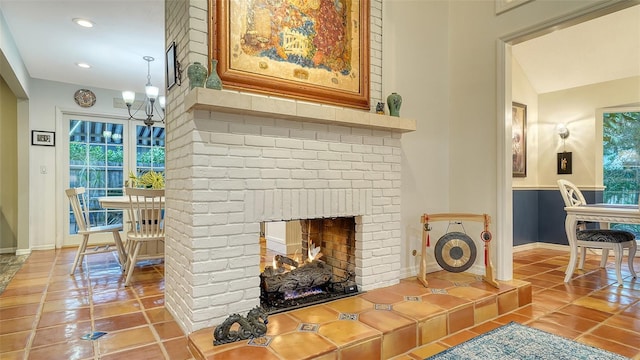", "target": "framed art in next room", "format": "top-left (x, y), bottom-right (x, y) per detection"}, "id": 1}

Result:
top-left (557, 152), bottom-right (572, 174)
top-left (512, 102), bottom-right (527, 177)
top-left (209, 0), bottom-right (370, 110)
